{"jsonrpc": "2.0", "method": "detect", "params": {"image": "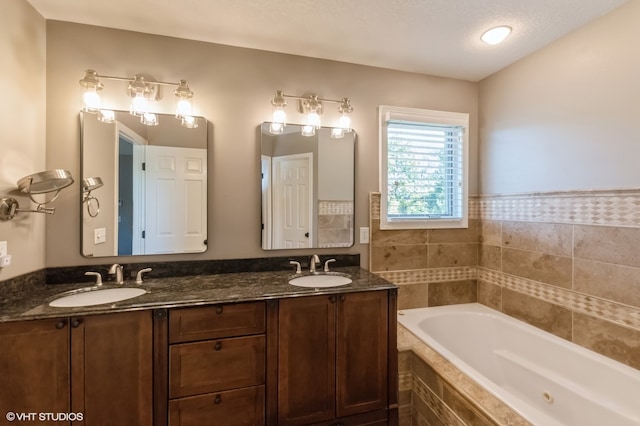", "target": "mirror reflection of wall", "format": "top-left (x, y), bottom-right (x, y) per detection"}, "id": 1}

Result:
top-left (81, 111), bottom-right (208, 257)
top-left (260, 123), bottom-right (355, 250)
